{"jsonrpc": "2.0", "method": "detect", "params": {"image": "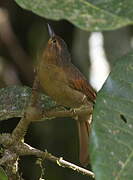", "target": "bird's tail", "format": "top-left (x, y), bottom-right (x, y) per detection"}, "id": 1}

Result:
top-left (77, 115), bottom-right (92, 166)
